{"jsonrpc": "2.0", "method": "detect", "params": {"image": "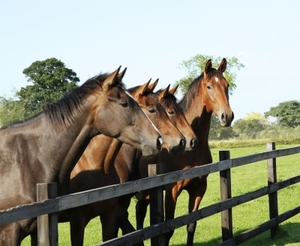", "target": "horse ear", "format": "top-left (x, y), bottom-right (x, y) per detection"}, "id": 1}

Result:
top-left (204, 59), bottom-right (212, 75)
top-left (133, 79), bottom-right (151, 98)
top-left (117, 67), bottom-right (127, 80)
top-left (148, 79), bottom-right (159, 92)
top-left (218, 58), bottom-right (227, 73)
top-left (103, 66), bottom-right (121, 91)
top-left (169, 84), bottom-right (179, 95)
top-left (158, 84), bottom-right (170, 100)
